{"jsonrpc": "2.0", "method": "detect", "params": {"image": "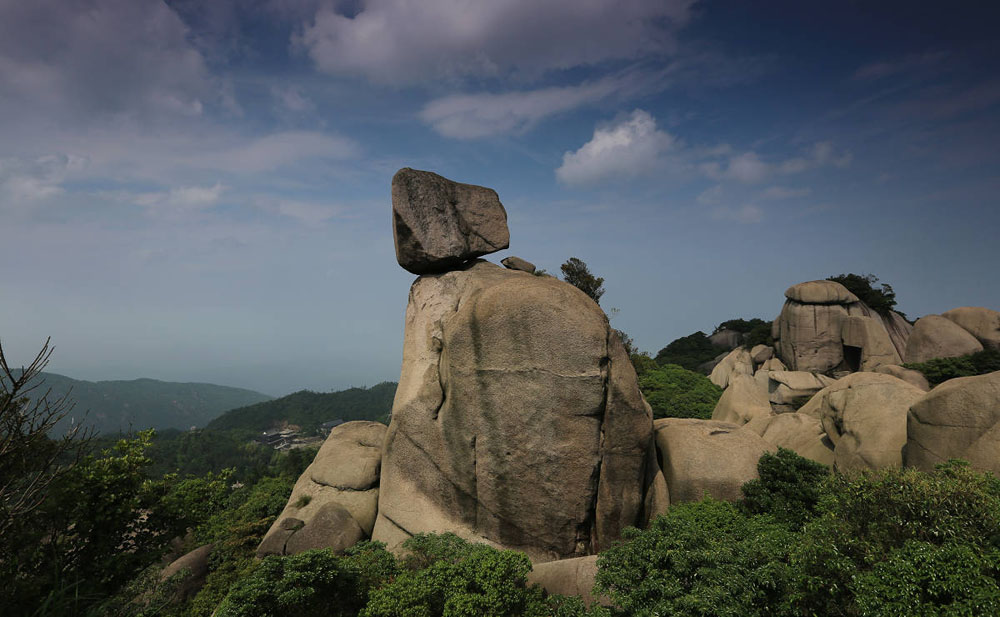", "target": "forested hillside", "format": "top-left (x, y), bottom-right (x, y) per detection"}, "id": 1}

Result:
top-left (15, 371), bottom-right (272, 435)
top-left (207, 382), bottom-right (397, 433)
